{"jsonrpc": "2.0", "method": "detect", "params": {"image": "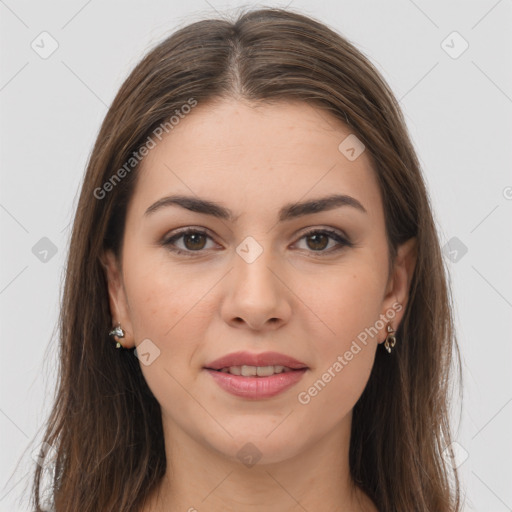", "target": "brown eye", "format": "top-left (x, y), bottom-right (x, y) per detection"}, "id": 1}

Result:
top-left (295, 229), bottom-right (352, 254)
top-left (305, 232), bottom-right (330, 251)
top-left (162, 227), bottom-right (352, 257)
top-left (182, 232), bottom-right (207, 251)
top-left (162, 228), bottom-right (216, 255)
